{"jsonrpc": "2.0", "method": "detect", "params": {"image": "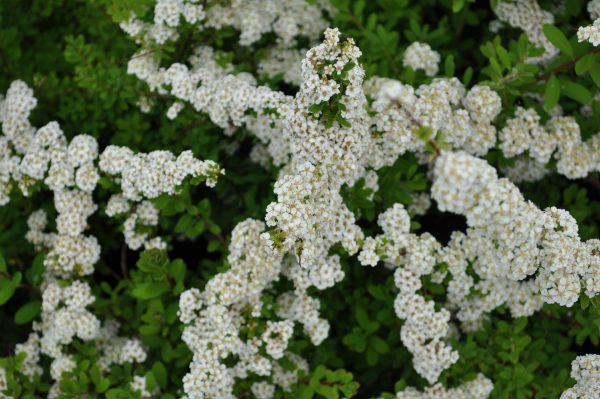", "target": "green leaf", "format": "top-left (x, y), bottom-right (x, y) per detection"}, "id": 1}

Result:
top-left (496, 45), bottom-right (511, 69)
top-left (575, 53), bottom-right (595, 75)
top-left (582, 294), bottom-right (591, 310)
top-left (137, 249), bottom-right (169, 274)
top-left (314, 384), bottom-right (337, 399)
top-left (308, 102), bottom-right (324, 114)
top-left (444, 55), bottom-right (455, 77)
top-left (452, 0), bottom-right (465, 12)
top-left (462, 67), bottom-right (473, 85)
top-left (561, 79), bottom-right (592, 104)
top-left (26, 254), bottom-right (45, 286)
top-left (14, 301), bottom-right (42, 324)
top-left (542, 24), bottom-right (573, 57)
top-left (0, 252), bottom-right (6, 273)
top-left (168, 259), bottom-right (186, 294)
top-left (355, 307), bottom-right (370, 331)
top-left (96, 378), bottom-right (110, 393)
top-left (131, 282), bottom-right (170, 300)
top-left (152, 361), bottom-right (168, 388)
top-left (139, 324), bottom-right (160, 335)
top-left (371, 335), bottom-right (390, 354)
top-left (0, 272), bottom-right (21, 306)
top-left (0, 277), bottom-right (17, 306)
top-left (544, 75), bottom-right (560, 110)
top-left (297, 384), bottom-right (315, 399)
top-left (105, 388), bottom-right (131, 399)
top-left (590, 63), bottom-right (600, 88)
